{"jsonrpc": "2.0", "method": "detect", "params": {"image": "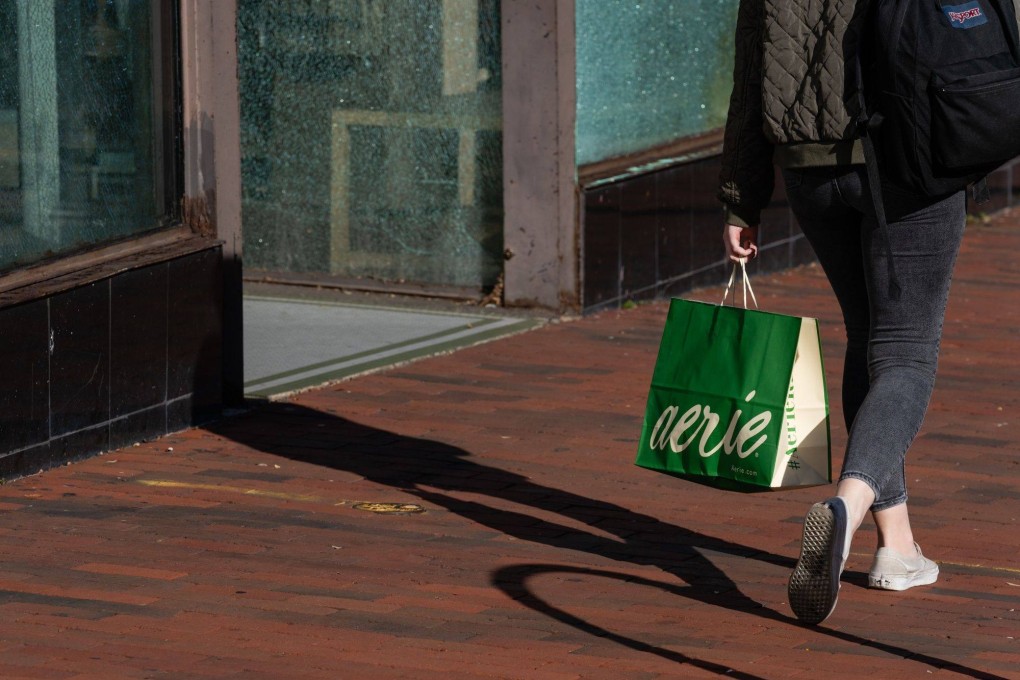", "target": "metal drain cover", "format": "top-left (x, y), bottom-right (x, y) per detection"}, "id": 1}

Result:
top-left (352, 502), bottom-right (425, 514)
